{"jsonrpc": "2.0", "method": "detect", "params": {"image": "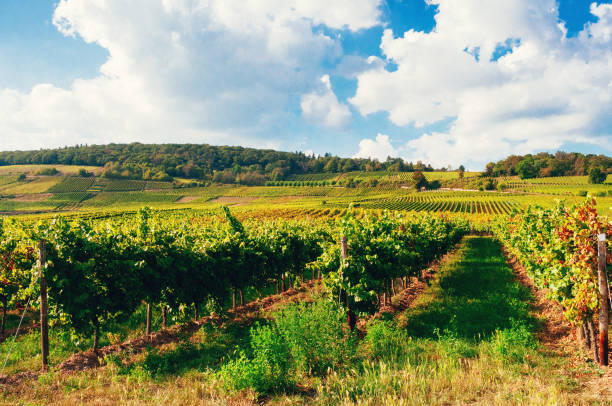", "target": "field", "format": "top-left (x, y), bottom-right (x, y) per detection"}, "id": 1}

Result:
top-left (0, 167), bottom-right (611, 220)
top-left (0, 165), bottom-right (611, 405)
